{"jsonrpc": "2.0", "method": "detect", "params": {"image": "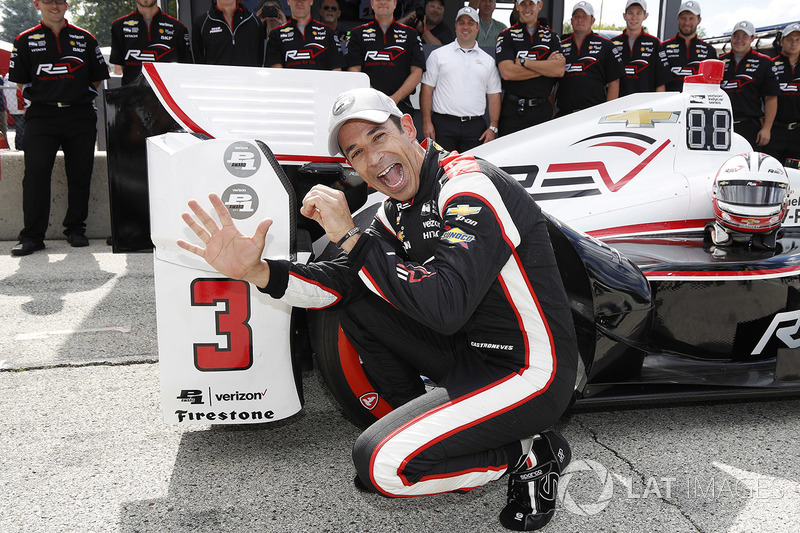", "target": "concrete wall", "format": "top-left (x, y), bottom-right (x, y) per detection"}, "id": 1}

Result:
top-left (0, 149), bottom-right (111, 241)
